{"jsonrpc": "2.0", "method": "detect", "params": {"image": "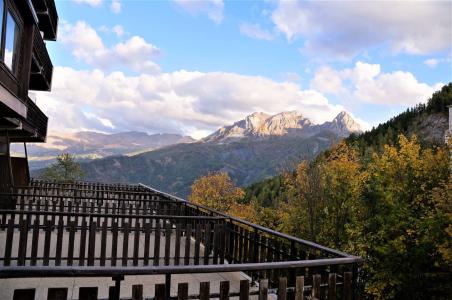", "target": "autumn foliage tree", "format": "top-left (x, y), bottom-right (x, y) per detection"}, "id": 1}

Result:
top-left (189, 171), bottom-right (249, 216)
